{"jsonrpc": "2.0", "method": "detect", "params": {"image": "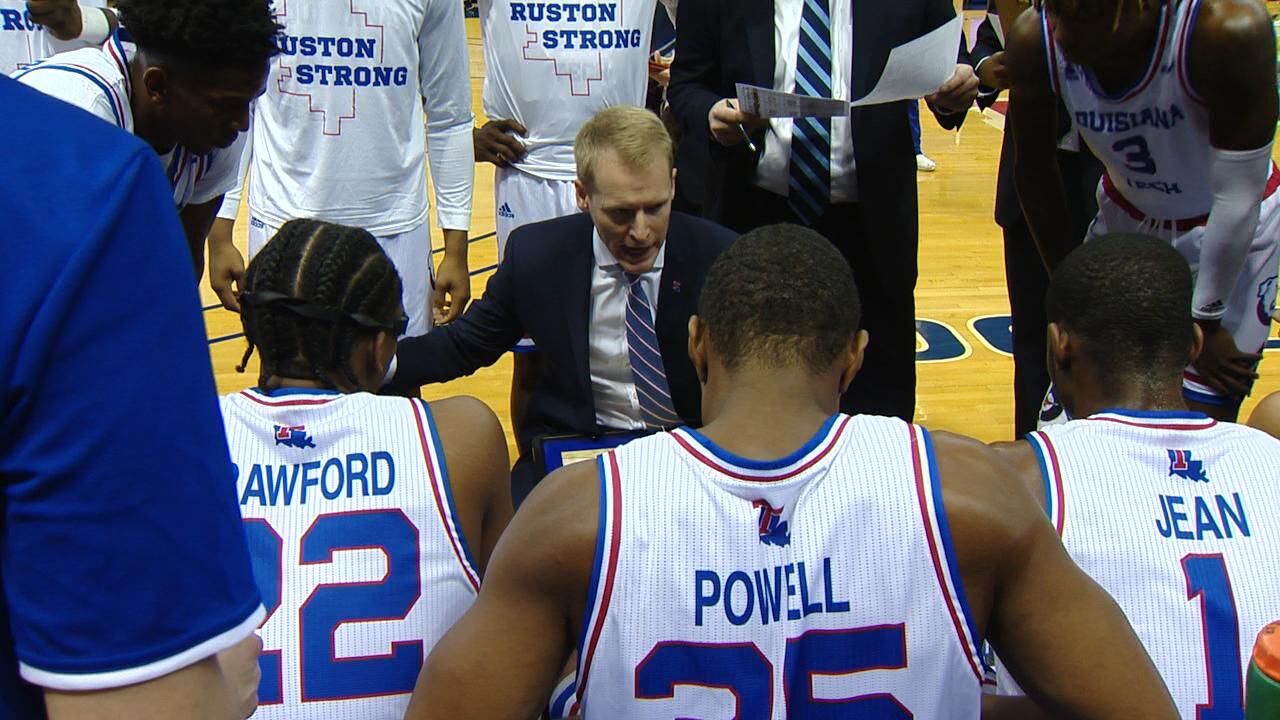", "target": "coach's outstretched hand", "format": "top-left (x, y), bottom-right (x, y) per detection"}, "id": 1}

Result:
top-left (474, 119), bottom-right (528, 167)
top-left (1194, 320), bottom-right (1262, 398)
top-left (26, 0), bottom-right (83, 40)
top-left (207, 218), bottom-right (245, 312)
